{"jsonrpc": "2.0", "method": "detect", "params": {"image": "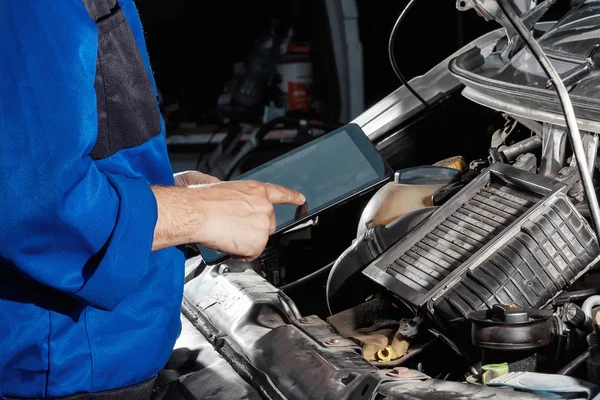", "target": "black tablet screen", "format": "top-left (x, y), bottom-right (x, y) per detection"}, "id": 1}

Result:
top-left (198, 123), bottom-right (389, 264)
